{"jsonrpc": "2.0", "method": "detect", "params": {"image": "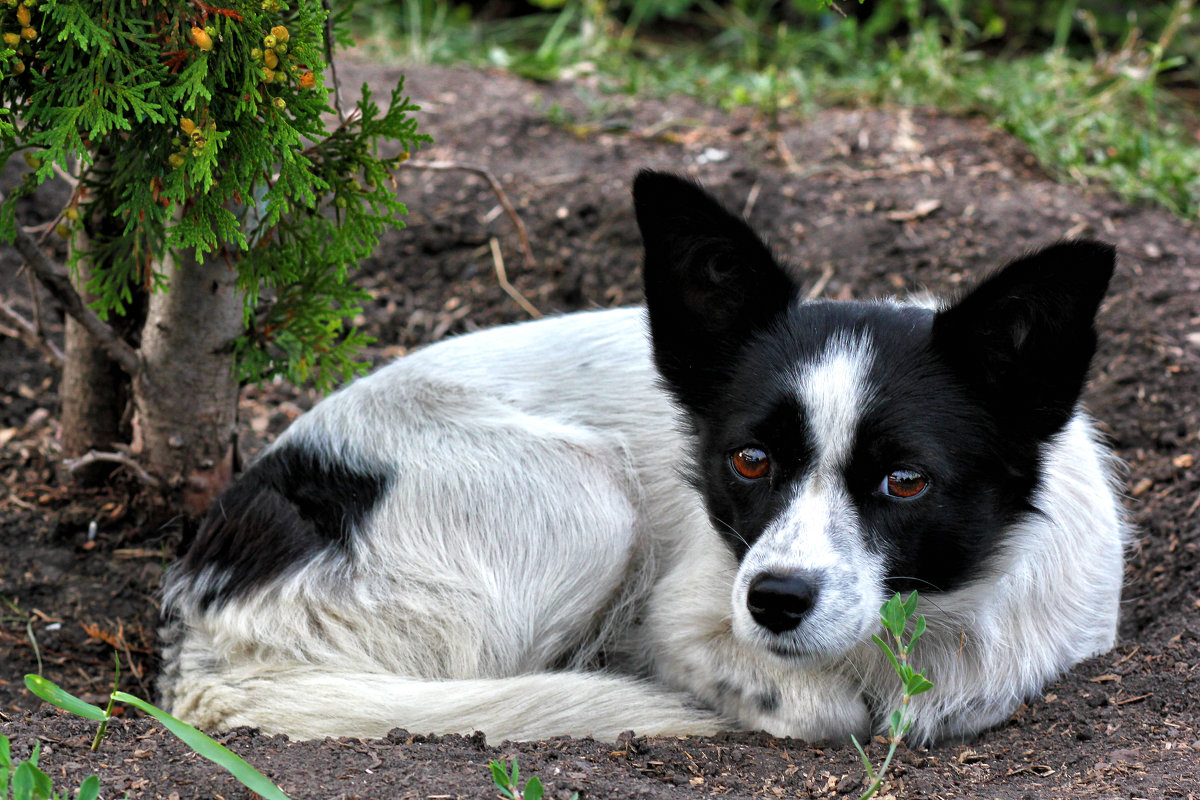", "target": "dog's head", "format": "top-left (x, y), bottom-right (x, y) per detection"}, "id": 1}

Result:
top-left (633, 170), bottom-right (1115, 661)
